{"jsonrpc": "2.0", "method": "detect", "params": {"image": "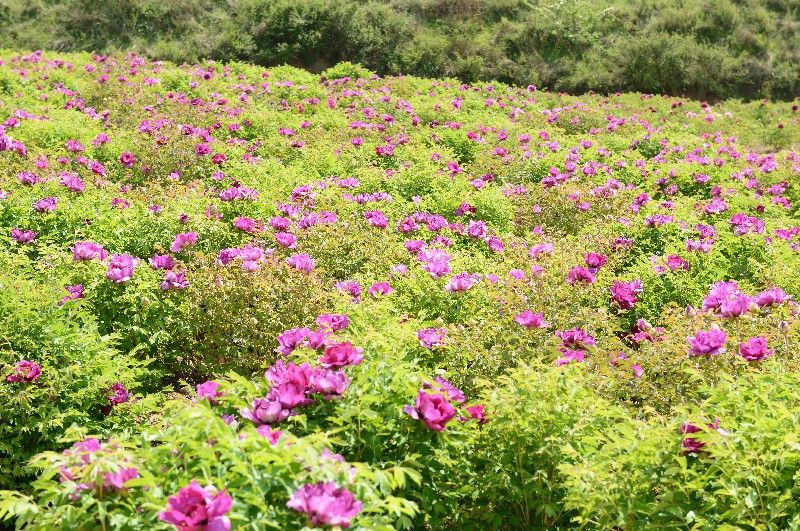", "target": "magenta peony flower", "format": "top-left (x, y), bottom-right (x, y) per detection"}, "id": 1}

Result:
top-left (426, 376), bottom-right (465, 403)
top-left (584, 252), bottom-right (608, 272)
top-left (275, 327), bottom-right (311, 356)
top-left (755, 287), bottom-right (790, 308)
top-left (275, 232), bottom-right (298, 248)
top-left (404, 390), bottom-right (457, 431)
top-left (460, 404), bottom-right (490, 424)
top-left (567, 266), bottom-right (595, 285)
top-left (160, 270), bottom-right (190, 290)
top-left (514, 310), bottom-right (549, 328)
top-left (118, 151), bottom-right (137, 168)
top-left (702, 281), bottom-right (740, 311)
top-left (170, 232), bottom-right (198, 253)
top-left (256, 425), bottom-right (283, 445)
top-left (688, 329), bottom-right (727, 356)
top-left (266, 360), bottom-right (316, 390)
top-left (444, 272), bottom-right (479, 292)
top-left (316, 313), bottom-right (350, 331)
top-left (610, 279), bottom-right (643, 310)
top-left (150, 253), bottom-right (177, 270)
top-left (337, 280), bottom-right (363, 301)
top-left (241, 393), bottom-right (291, 425)
top-left (74, 241), bottom-right (108, 261)
top-left (555, 350), bottom-right (587, 366)
top-left (286, 253), bottom-right (315, 272)
top-left (105, 254), bottom-right (137, 283)
top-left (158, 481), bottom-right (232, 531)
top-left (6, 360), bottom-right (41, 383)
top-left (197, 381), bottom-right (222, 404)
top-left (417, 328), bottom-right (447, 348)
top-left (368, 281), bottom-right (394, 297)
top-left (738, 336), bottom-right (773, 361)
top-left (11, 228), bottom-right (38, 244)
top-left (312, 368), bottom-right (351, 399)
top-left (33, 197), bottom-right (58, 213)
top-left (58, 284), bottom-right (84, 306)
top-left (719, 294), bottom-right (754, 318)
top-left (319, 342), bottom-right (364, 368)
top-left (287, 482), bottom-right (363, 528)
top-left (681, 418), bottom-right (729, 455)
top-left (103, 467), bottom-right (139, 491)
top-left (557, 328), bottom-right (596, 350)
